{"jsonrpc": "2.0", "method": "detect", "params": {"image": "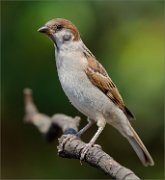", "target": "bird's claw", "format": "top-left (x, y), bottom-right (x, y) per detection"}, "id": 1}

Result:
top-left (80, 143), bottom-right (102, 163)
top-left (61, 134), bottom-right (77, 148)
top-left (80, 143), bottom-right (92, 161)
